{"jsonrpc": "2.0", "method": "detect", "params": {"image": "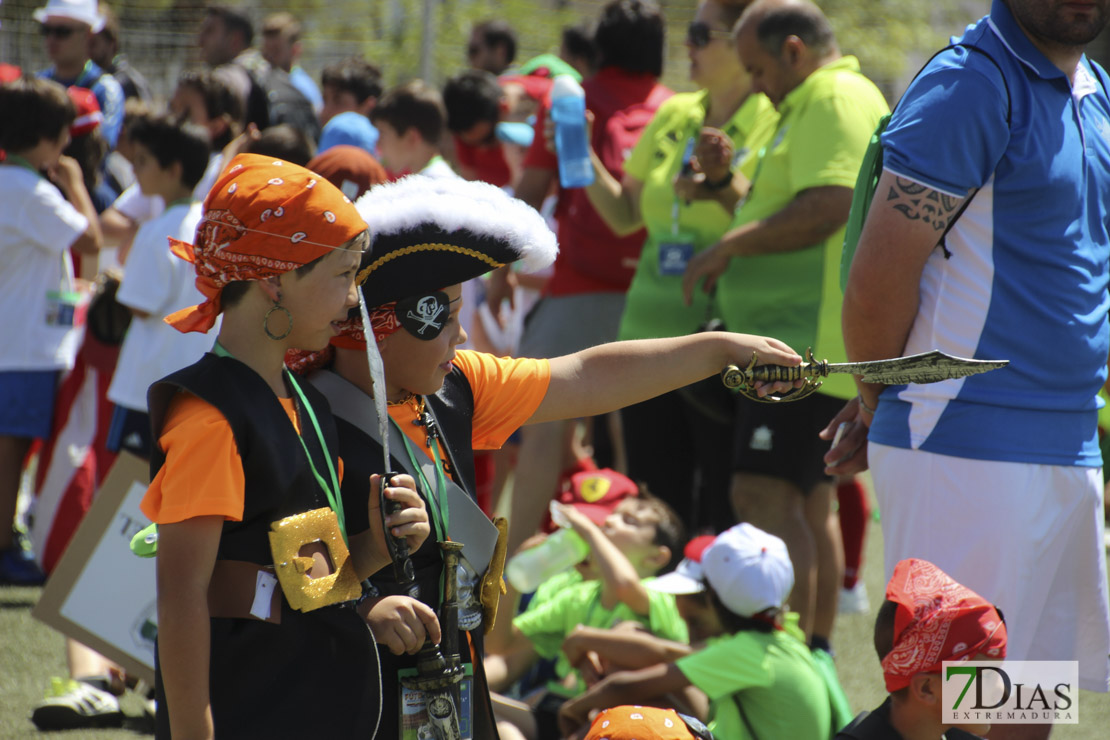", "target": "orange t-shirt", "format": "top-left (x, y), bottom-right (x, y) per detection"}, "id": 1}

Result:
top-left (140, 393), bottom-right (344, 525)
top-left (388, 350), bottom-right (550, 459)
